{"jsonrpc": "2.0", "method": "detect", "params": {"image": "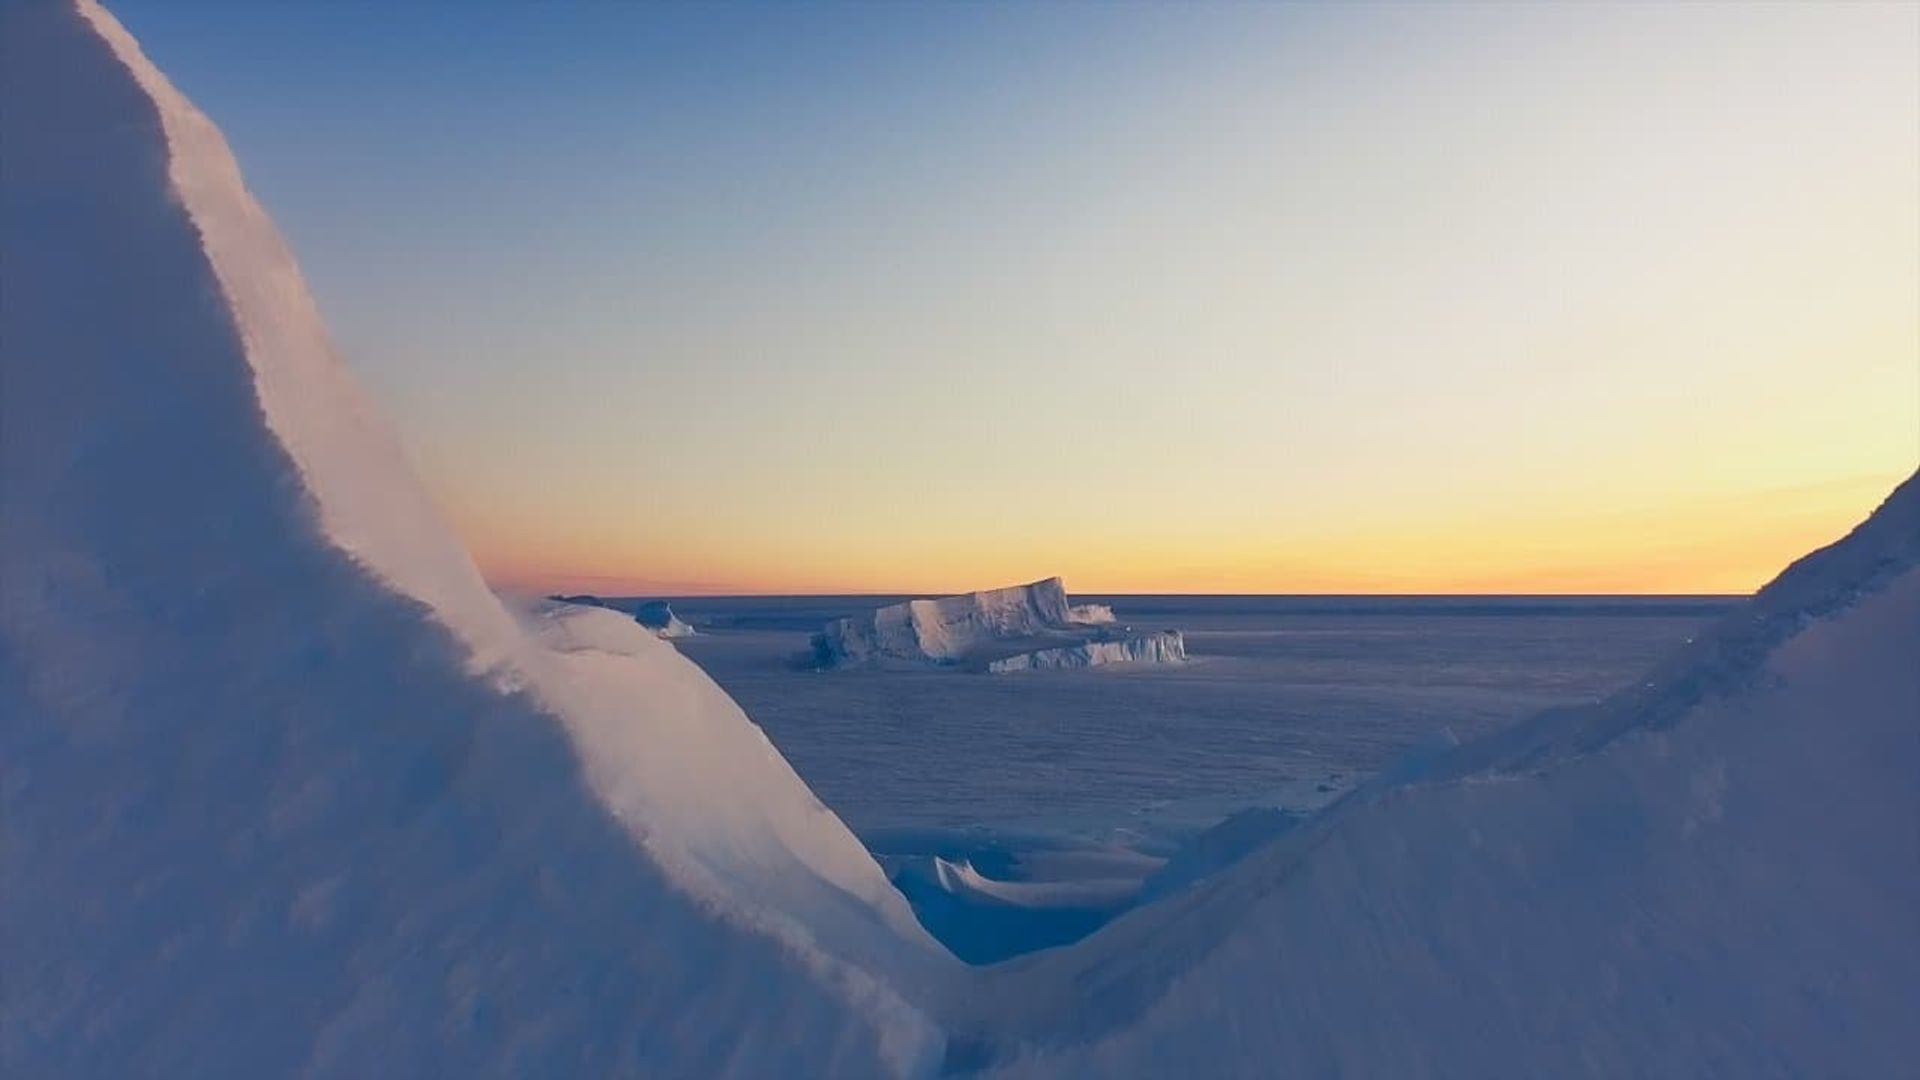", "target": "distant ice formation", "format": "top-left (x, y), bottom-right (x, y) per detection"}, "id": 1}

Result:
top-left (1067, 603), bottom-right (1117, 625)
top-left (548, 594), bottom-right (697, 639)
top-left (812, 577), bottom-right (1185, 673)
top-left (983, 630), bottom-right (1186, 672)
top-left (634, 599), bottom-right (697, 638)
